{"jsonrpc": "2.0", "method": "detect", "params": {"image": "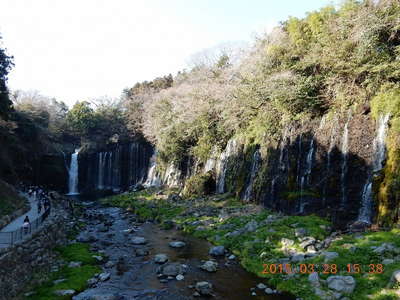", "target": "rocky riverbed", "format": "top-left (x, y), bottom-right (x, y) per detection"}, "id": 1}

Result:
top-left (70, 201), bottom-right (294, 300)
